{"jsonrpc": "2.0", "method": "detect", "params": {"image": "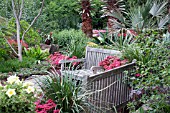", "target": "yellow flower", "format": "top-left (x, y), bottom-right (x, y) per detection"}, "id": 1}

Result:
top-left (6, 89), bottom-right (16, 98)
top-left (7, 75), bottom-right (19, 84)
top-left (25, 86), bottom-right (35, 94)
top-left (87, 42), bottom-right (98, 47)
top-left (23, 82), bottom-right (34, 87)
